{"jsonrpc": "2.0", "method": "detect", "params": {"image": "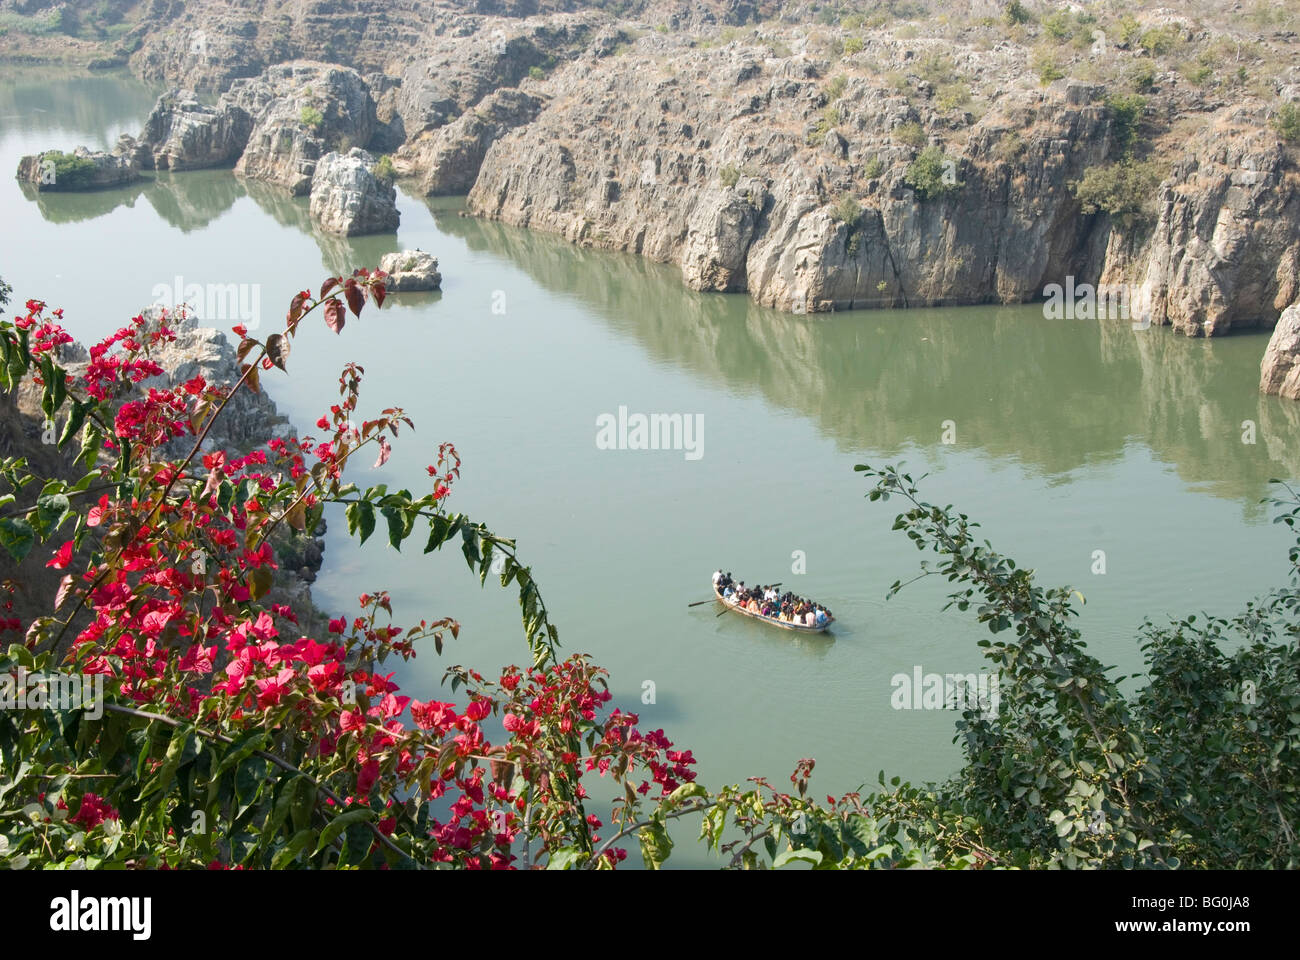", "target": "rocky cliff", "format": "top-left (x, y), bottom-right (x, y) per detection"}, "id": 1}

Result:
top-left (7, 1), bottom-right (1300, 361)
top-left (1261, 300), bottom-right (1300, 400)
